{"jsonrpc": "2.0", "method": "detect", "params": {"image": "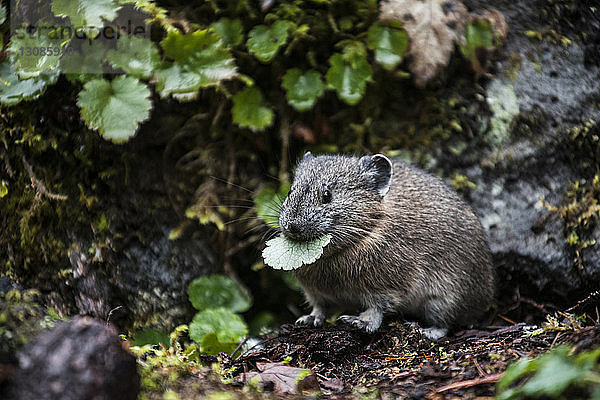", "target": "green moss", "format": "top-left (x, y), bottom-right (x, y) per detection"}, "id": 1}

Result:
top-left (0, 288), bottom-right (61, 361)
top-left (133, 343), bottom-right (196, 397)
top-left (542, 177), bottom-right (599, 269)
top-left (450, 173), bottom-right (476, 193)
top-left (524, 29), bottom-right (572, 47)
top-left (0, 103), bottom-right (109, 307)
top-left (541, 119), bottom-right (600, 269)
top-left (569, 119), bottom-right (599, 172)
top-left (131, 325), bottom-right (236, 400)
